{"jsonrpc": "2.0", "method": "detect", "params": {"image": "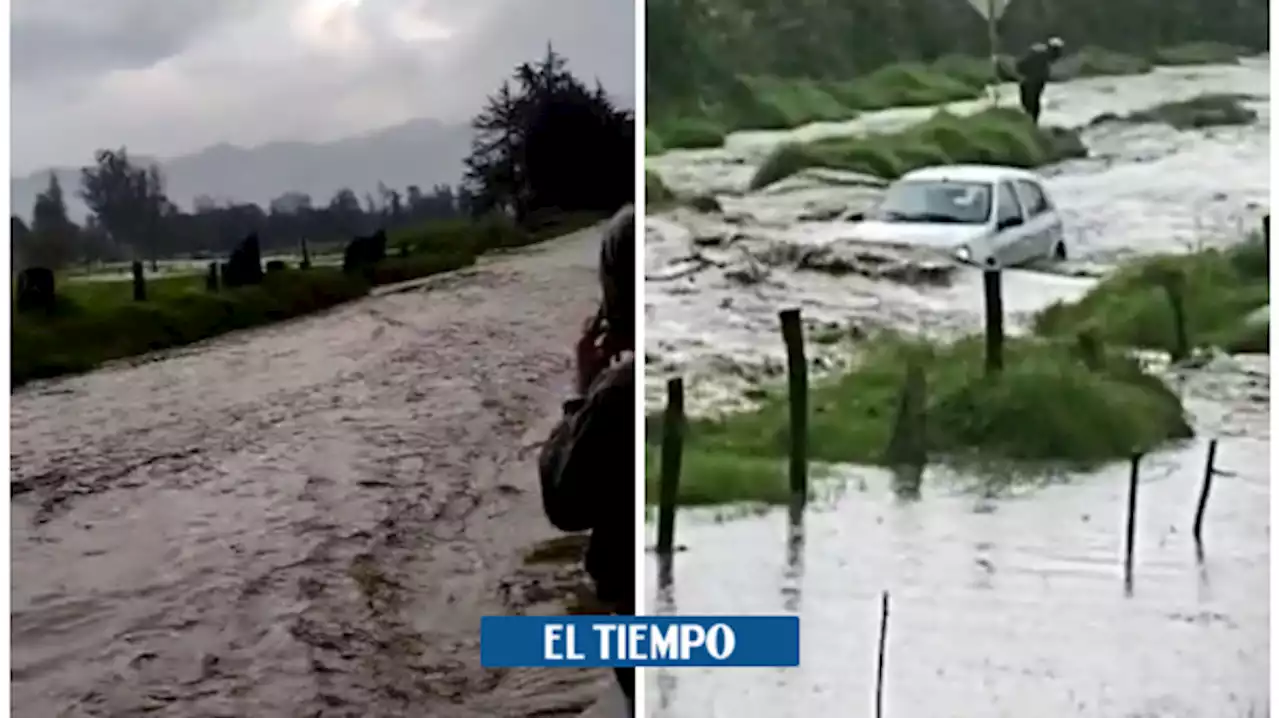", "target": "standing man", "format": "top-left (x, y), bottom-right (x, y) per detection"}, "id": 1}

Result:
top-left (1015, 36), bottom-right (1065, 124)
